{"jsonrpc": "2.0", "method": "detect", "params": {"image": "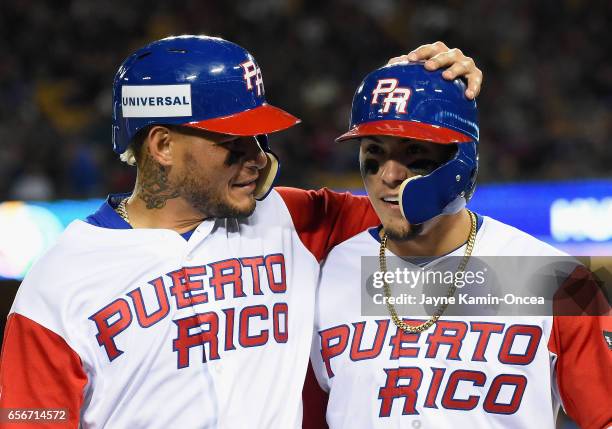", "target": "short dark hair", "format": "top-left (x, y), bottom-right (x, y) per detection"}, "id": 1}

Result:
top-left (129, 125), bottom-right (153, 165)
